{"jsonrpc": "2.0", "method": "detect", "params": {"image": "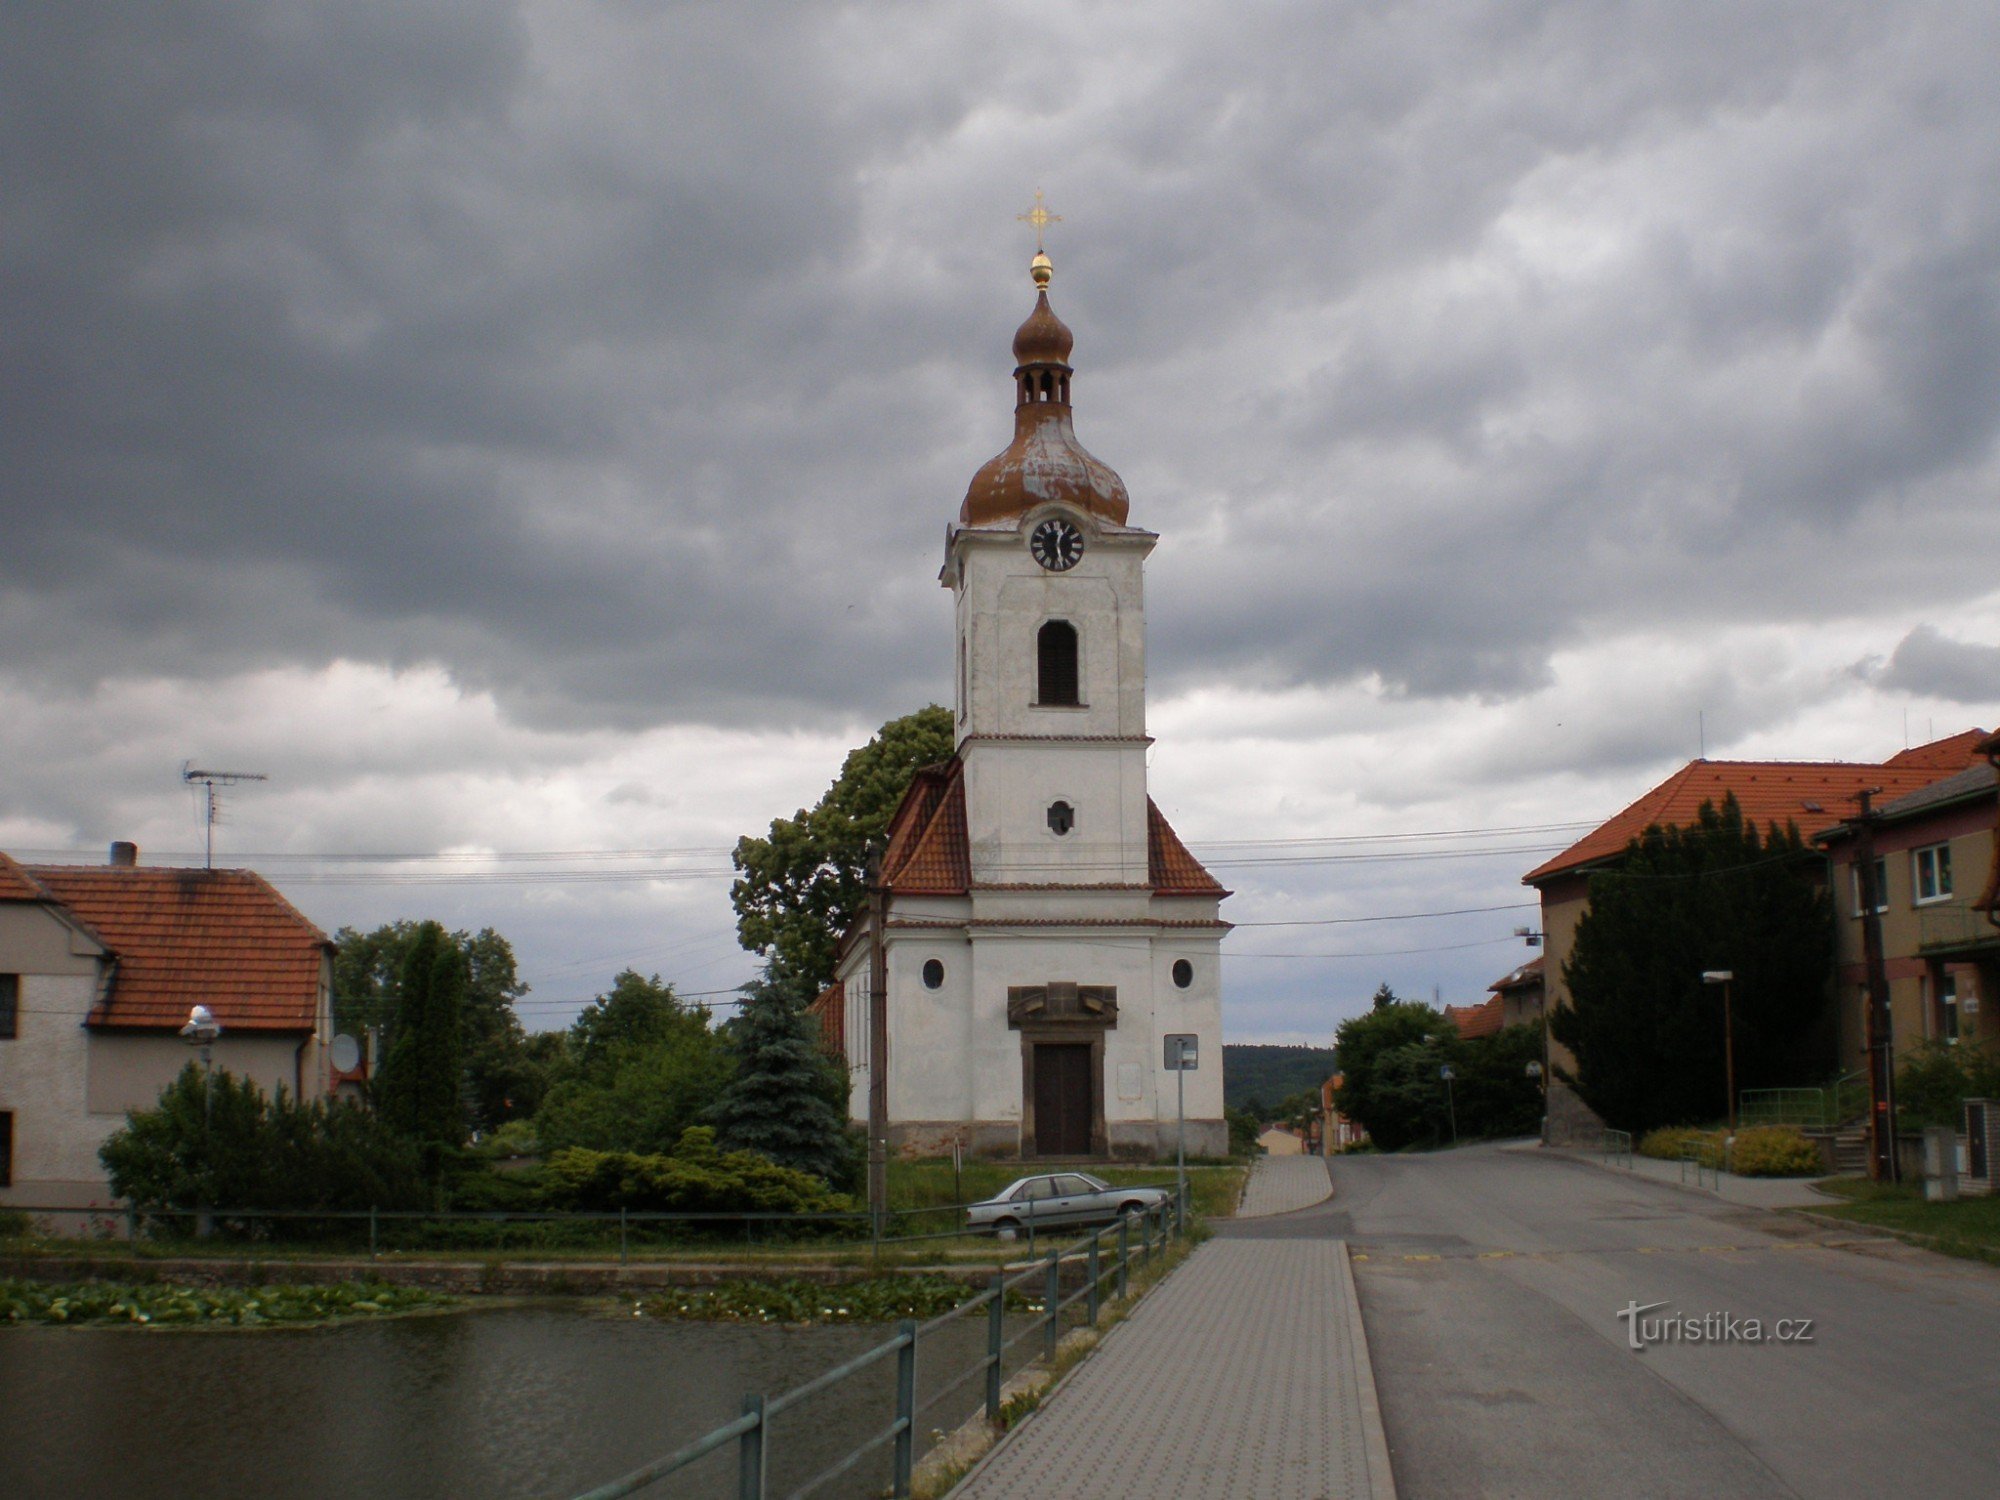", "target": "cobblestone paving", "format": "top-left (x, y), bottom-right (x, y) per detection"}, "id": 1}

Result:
top-left (1236, 1154), bottom-right (1335, 1218)
top-left (956, 1239), bottom-right (1377, 1499)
